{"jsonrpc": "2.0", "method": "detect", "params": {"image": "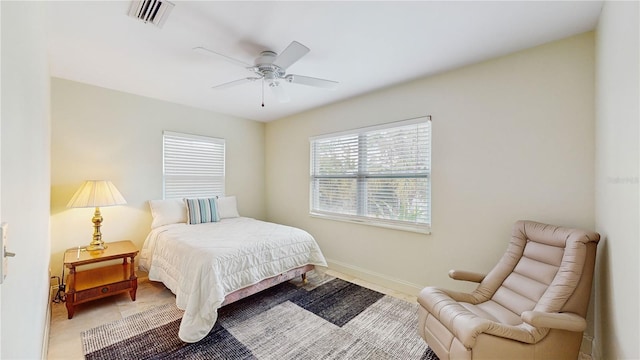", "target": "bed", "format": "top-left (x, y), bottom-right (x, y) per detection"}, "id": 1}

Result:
top-left (140, 197), bottom-right (327, 343)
